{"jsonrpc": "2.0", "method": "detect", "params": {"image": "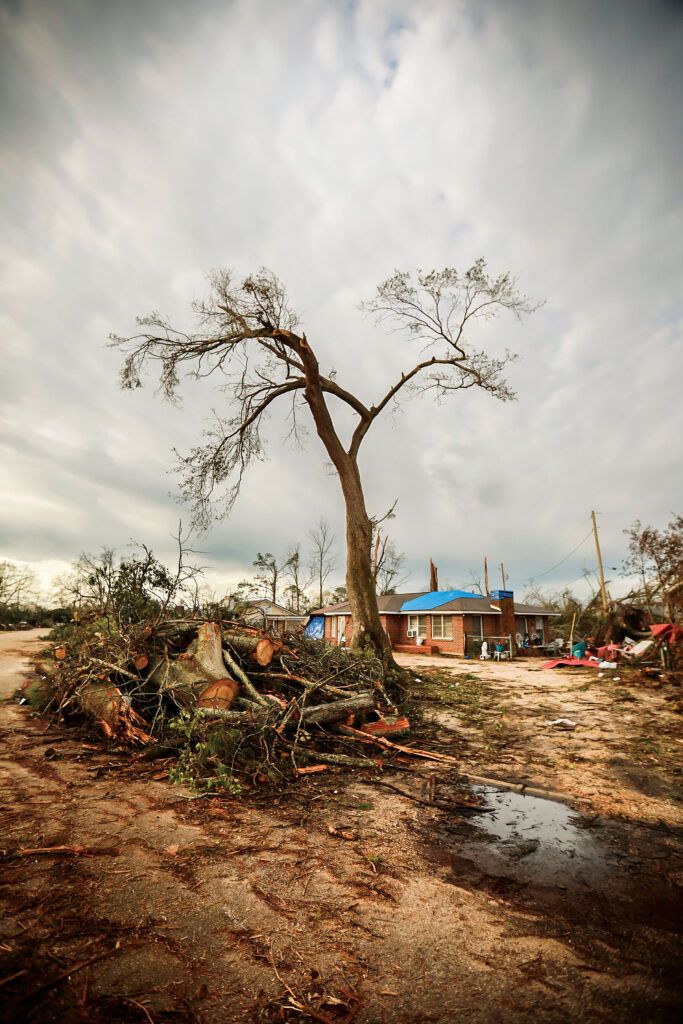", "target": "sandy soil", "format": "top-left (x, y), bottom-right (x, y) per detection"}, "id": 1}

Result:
top-left (396, 651), bottom-right (683, 824)
top-left (1, 632), bottom-right (681, 1023)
